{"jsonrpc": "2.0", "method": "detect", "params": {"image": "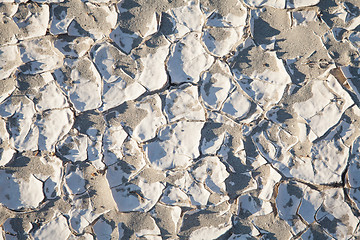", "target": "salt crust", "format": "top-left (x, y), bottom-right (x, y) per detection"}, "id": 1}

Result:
top-left (0, 0), bottom-right (359, 239)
